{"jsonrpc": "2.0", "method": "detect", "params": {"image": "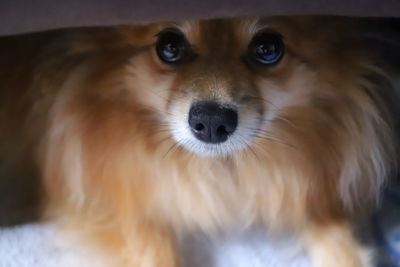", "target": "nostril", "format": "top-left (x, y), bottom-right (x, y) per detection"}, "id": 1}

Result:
top-left (194, 123), bottom-right (205, 132)
top-left (188, 101), bottom-right (238, 144)
top-left (217, 125), bottom-right (228, 136)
